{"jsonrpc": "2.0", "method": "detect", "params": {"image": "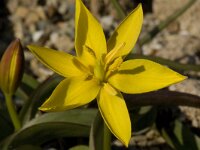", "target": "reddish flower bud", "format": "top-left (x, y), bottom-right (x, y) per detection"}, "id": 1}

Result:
top-left (0, 39), bottom-right (24, 94)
